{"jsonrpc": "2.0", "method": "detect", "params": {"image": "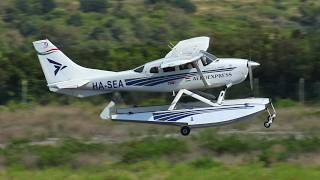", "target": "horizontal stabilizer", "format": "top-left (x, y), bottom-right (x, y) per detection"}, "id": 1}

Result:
top-left (48, 79), bottom-right (90, 89)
